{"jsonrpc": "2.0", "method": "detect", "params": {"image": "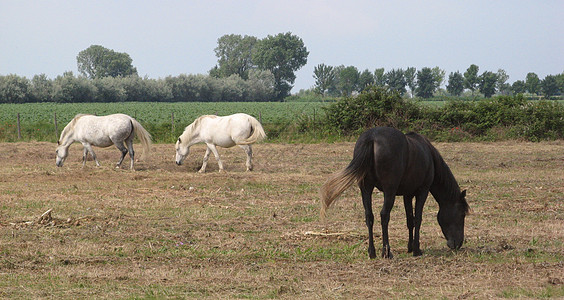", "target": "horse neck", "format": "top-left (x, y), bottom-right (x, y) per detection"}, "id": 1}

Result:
top-left (180, 123), bottom-right (202, 147)
top-left (429, 150), bottom-right (460, 207)
top-left (59, 127), bottom-right (75, 148)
